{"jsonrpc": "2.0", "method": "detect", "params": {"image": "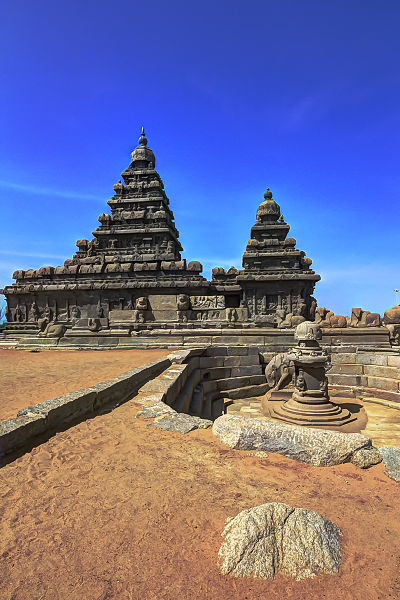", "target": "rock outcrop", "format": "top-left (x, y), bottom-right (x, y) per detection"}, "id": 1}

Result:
top-left (219, 502), bottom-right (342, 580)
